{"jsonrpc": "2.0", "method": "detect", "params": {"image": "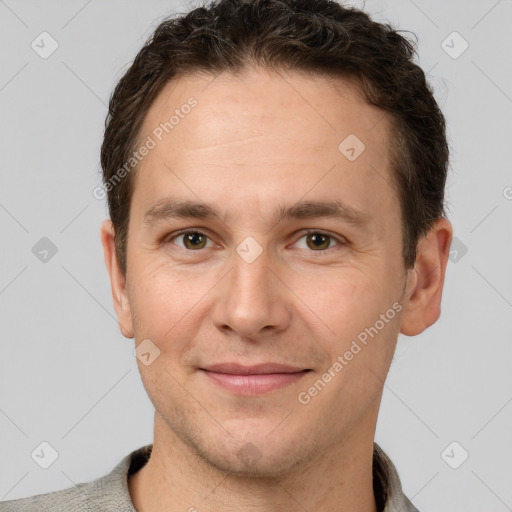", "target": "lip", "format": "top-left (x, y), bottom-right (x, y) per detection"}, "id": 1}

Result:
top-left (202, 362), bottom-right (308, 375)
top-left (199, 363), bottom-right (311, 395)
